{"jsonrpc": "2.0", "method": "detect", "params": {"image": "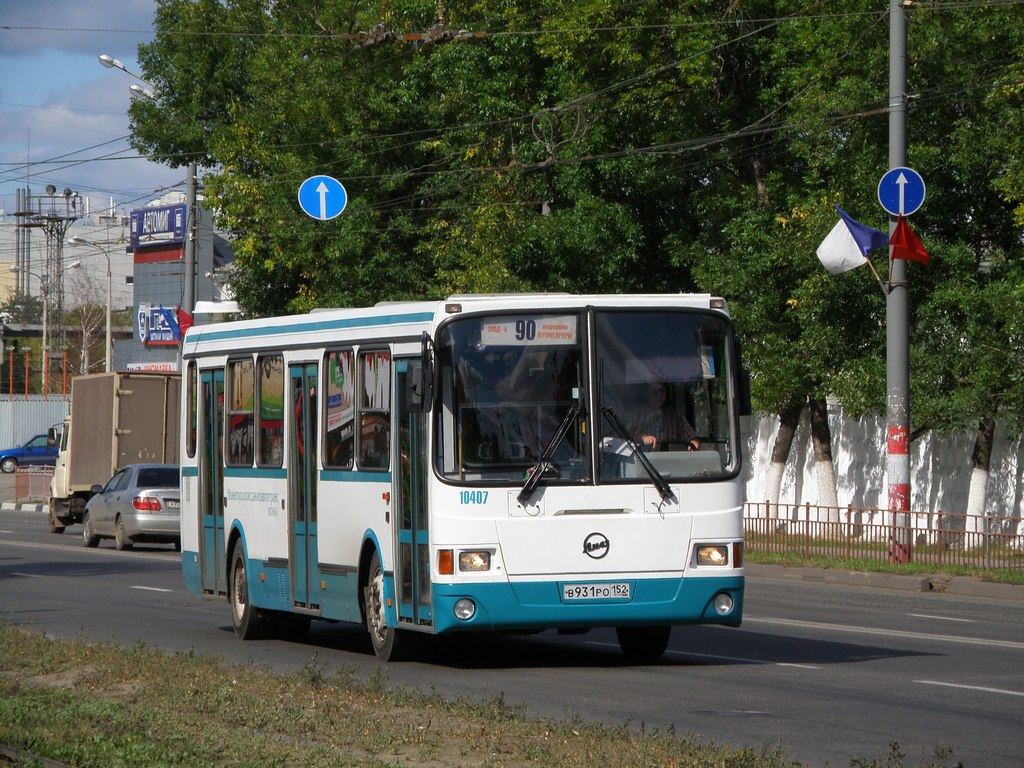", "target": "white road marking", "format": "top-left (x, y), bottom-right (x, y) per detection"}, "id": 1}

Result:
top-left (915, 680), bottom-right (1024, 698)
top-left (746, 616), bottom-right (1024, 650)
top-left (130, 586), bottom-right (173, 593)
top-left (585, 641), bottom-right (822, 668)
top-left (11, 572), bottom-right (44, 578)
top-left (907, 613), bottom-right (974, 623)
